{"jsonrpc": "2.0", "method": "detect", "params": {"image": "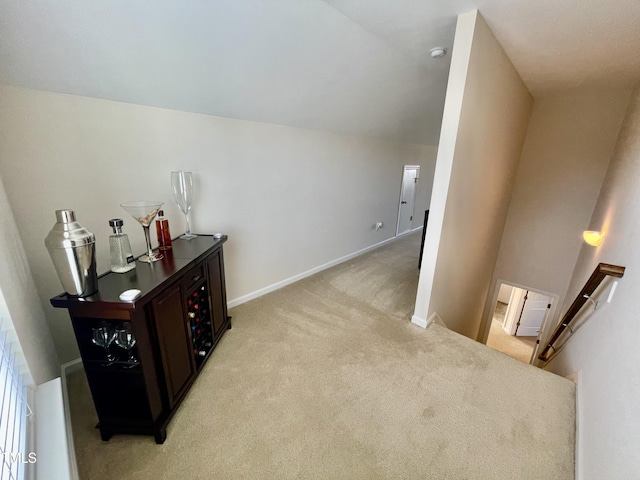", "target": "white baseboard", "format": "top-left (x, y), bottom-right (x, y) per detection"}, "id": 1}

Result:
top-left (228, 234), bottom-right (404, 308)
top-left (396, 225), bottom-right (423, 238)
top-left (411, 312), bottom-right (445, 330)
top-left (60, 359), bottom-right (83, 480)
top-left (411, 315), bottom-right (430, 329)
top-left (61, 358), bottom-right (83, 376)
